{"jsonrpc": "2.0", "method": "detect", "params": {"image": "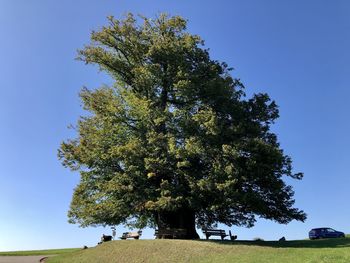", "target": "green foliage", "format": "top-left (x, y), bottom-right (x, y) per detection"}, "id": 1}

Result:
top-left (58, 13), bottom-right (306, 229)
